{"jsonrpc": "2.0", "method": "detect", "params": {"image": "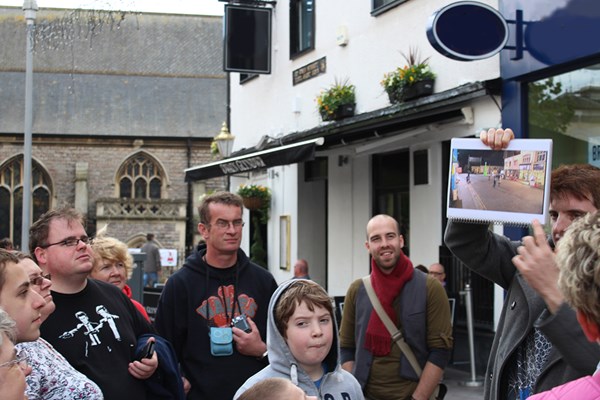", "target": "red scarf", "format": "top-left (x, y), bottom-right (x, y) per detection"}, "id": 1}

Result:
top-left (364, 252), bottom-right (414, 356)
